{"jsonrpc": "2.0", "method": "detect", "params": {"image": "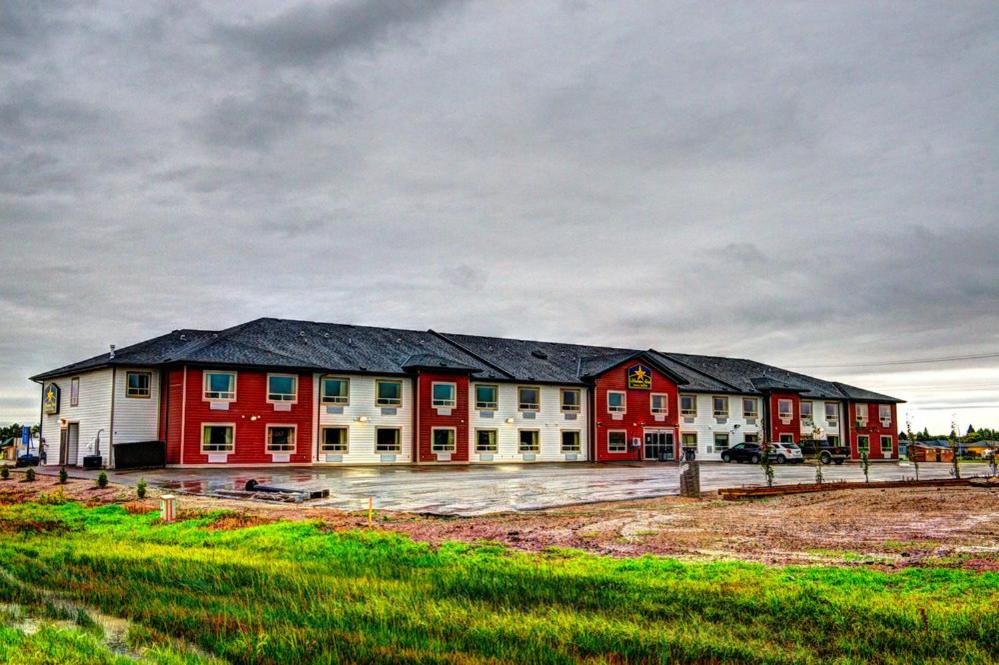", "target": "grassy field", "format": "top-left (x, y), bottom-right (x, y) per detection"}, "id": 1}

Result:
top-left (0, 500), bottom-right (996, 664)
